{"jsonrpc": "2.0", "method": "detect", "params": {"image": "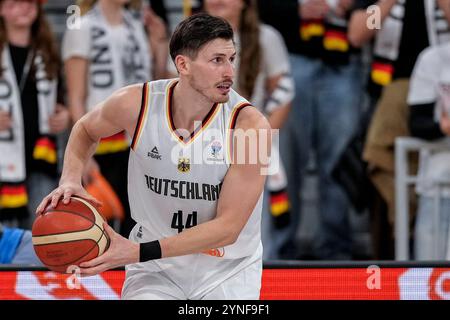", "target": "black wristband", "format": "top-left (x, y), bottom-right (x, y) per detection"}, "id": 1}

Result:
top-left (139, 240), bottom-right (162, 262)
